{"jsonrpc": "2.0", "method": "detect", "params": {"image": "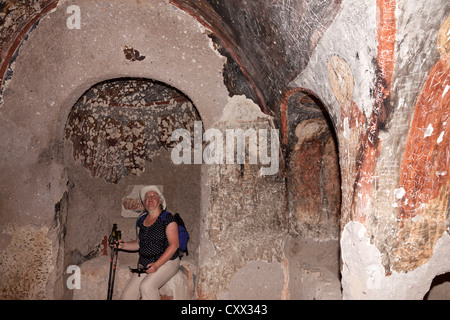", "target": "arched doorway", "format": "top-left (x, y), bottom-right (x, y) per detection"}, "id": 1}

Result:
top-left (283, 90), bottom-right (342, 300)
top-left (60, 78), bottom-right (202, 299)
